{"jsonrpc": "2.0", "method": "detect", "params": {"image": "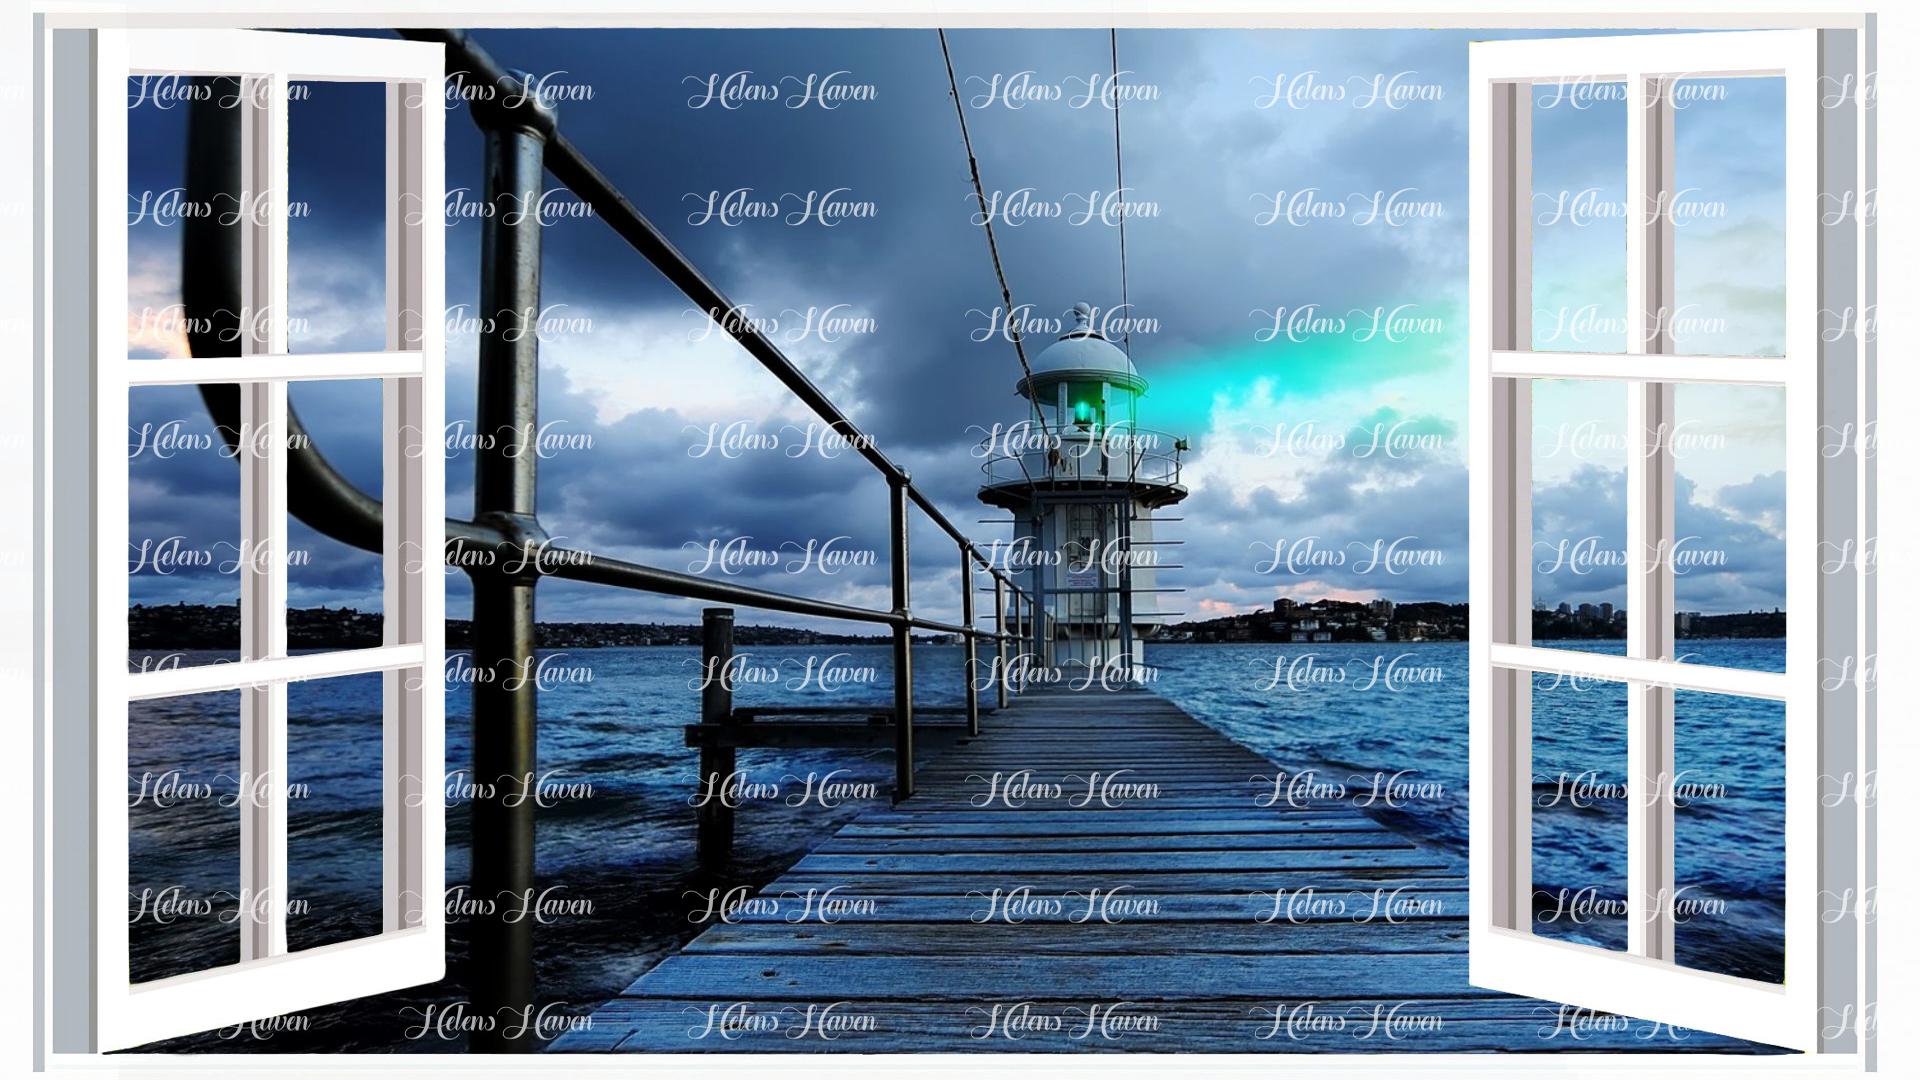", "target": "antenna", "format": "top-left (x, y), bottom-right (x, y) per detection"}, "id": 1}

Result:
top-left (1110, 28), bottom-right (1134, 361)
